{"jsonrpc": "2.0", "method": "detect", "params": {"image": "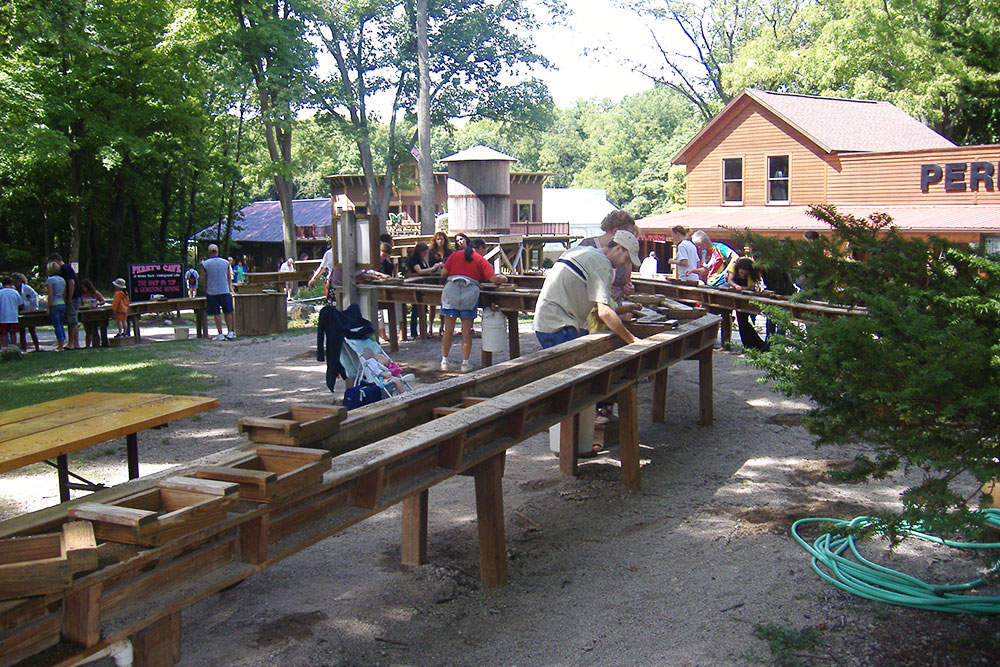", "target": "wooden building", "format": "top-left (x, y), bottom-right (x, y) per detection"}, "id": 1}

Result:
top-left (638, 88), bottom-right (1000, 256)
